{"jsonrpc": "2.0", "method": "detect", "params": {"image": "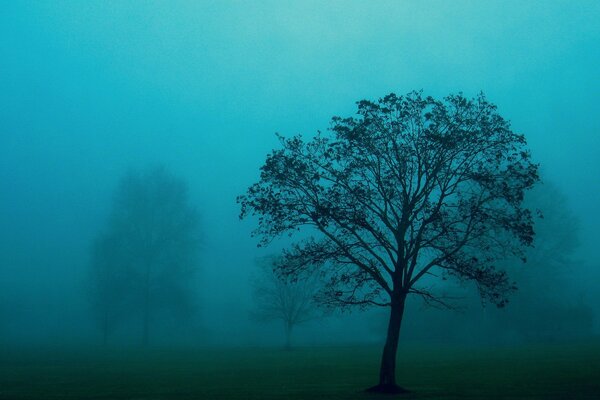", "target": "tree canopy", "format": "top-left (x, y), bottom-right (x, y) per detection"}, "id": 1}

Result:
top-left (240, 92), bottom-right (538, 309)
